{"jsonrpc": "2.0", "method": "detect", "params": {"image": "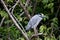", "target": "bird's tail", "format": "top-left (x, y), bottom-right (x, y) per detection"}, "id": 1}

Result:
top-left (25, 25), bottom-right (31, 31)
